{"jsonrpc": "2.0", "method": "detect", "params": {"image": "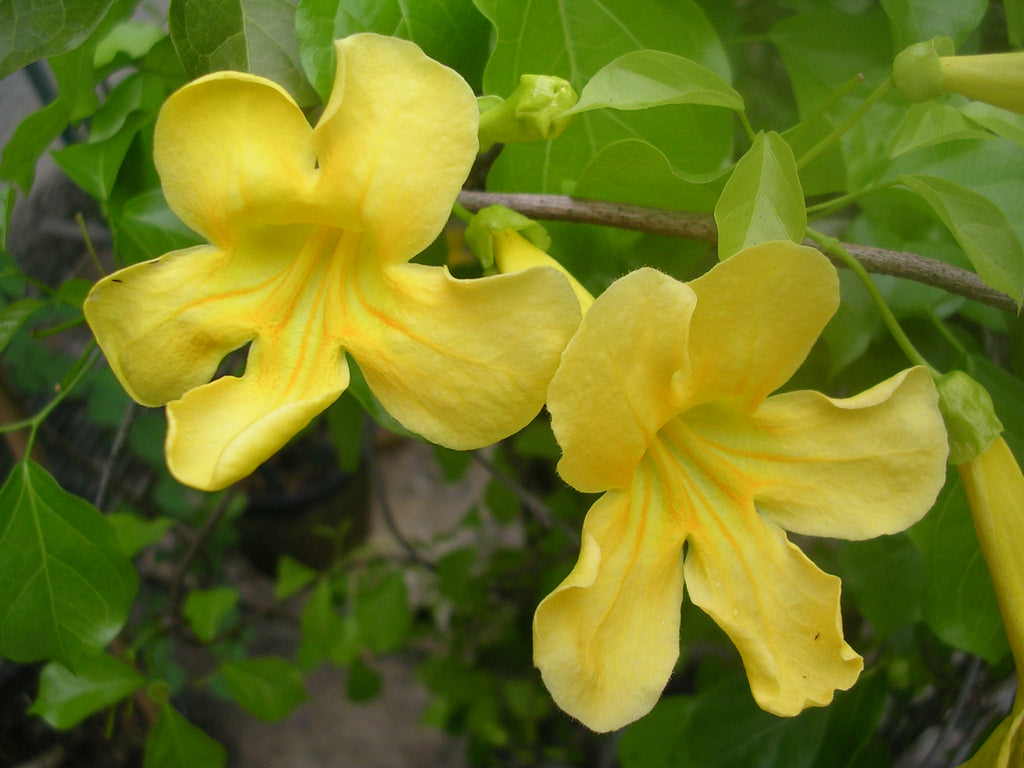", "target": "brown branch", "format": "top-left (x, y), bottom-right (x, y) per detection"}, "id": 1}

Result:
top-left (457, 191), bottom-right (1019, 314)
